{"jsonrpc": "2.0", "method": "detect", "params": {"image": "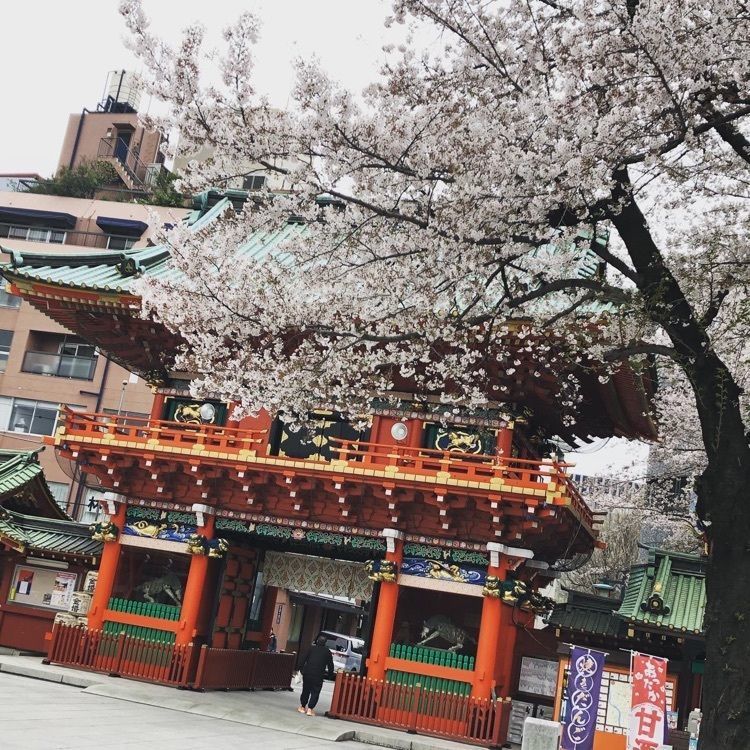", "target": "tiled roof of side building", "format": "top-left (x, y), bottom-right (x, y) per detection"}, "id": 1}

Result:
top-left (616, 548), bottom-right (706, 636)
top-left (0, 507), bottom-right (101, 560)
top-left (546, 589), bottom-right (626, 639)
top-left (0, 449), bottom-right (70, 520)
